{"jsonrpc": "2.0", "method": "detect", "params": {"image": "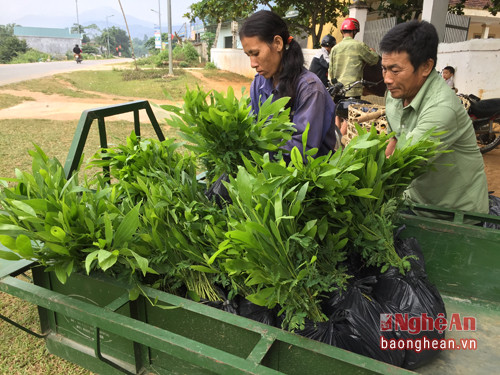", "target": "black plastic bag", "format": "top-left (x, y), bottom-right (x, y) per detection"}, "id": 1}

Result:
top-left (205, 173), bottom-right (232, 208)
top-left (200, 285), bottom-right (238, 314)
top-left (237, 297), bottom-right (278, 327)
top-left (483, 194), bottom-right (500, 229)
top-left (394, 225), bottom-right (426, 272)
top-left (314, 276), bottom-right (405, 367)
top-left (373, 266), bottom-right (447, 370)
